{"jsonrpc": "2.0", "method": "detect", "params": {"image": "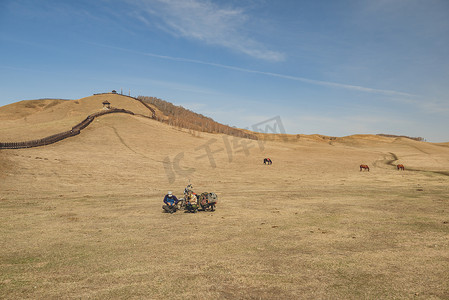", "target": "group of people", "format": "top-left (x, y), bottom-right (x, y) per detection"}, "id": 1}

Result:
top-left (162, 190), bottom-right (198, 214)
top-left (162, 184), bottom-right (217, 214)
top-left (263, 158), bottom-right (273, 165)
